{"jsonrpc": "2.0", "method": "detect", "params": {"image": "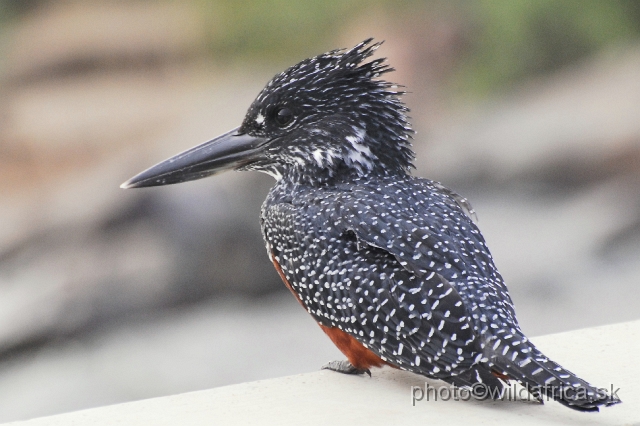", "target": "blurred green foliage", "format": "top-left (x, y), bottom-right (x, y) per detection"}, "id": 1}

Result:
top-left (457, 0), bottom-right (640, 94)
top-left (1, 0), bottom-right (640, 95)
top-left (196, 0), bottom-right (640, 93)
top-left (196, 0), bottom-right (371, 64)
